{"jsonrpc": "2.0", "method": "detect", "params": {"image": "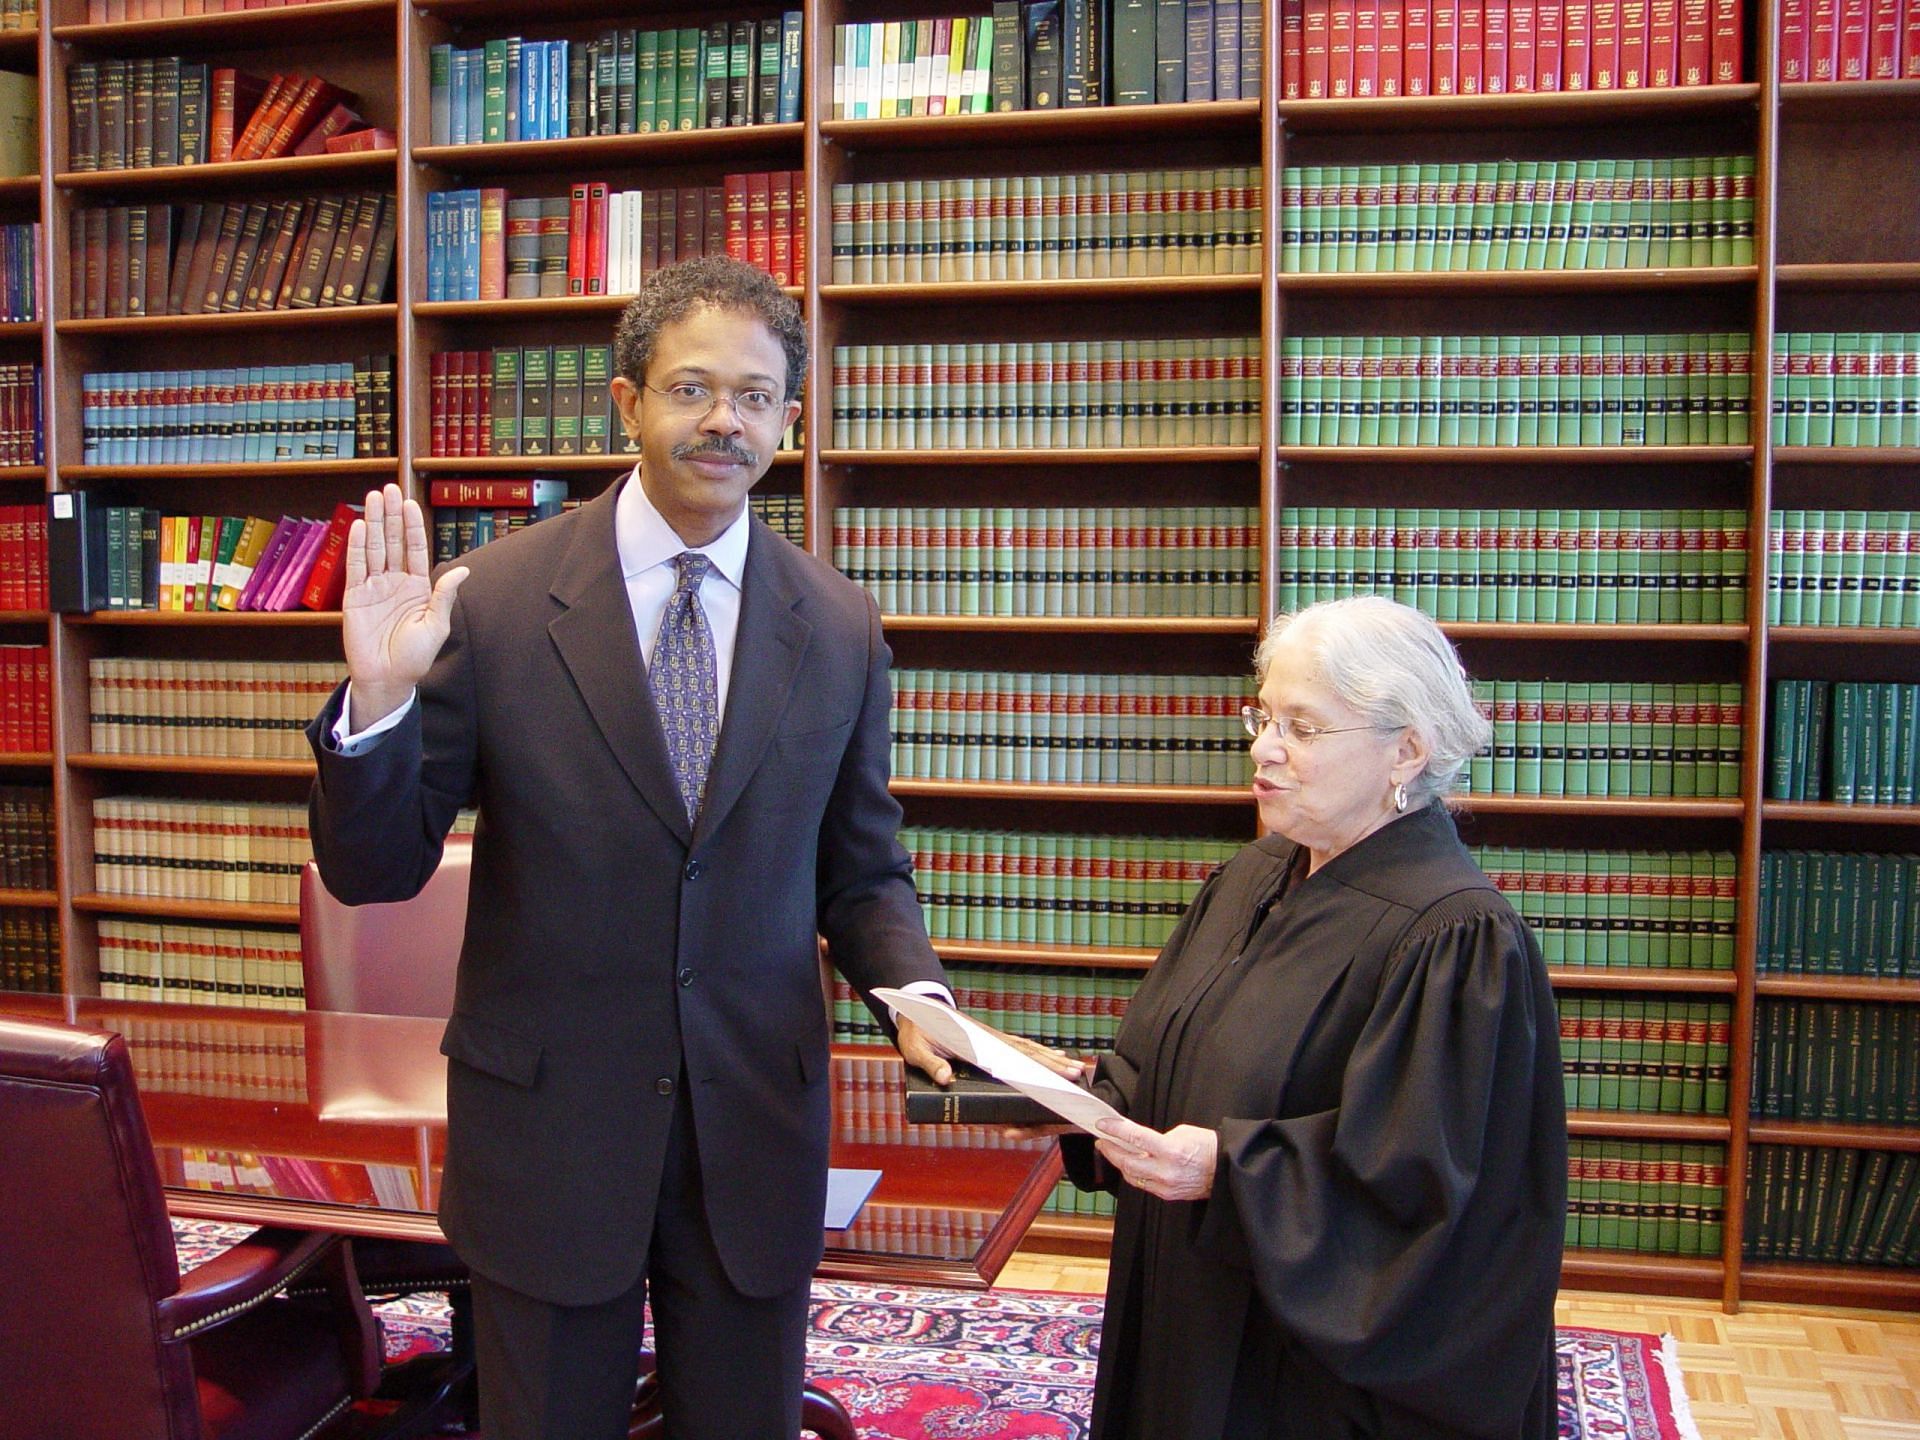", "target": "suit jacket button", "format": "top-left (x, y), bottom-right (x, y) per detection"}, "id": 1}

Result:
top-left (678, 967), bottom-right (695, 987)
top-left (684, 860), bottom-right (703, 880)
top-left (655, 1077), bottom-right (675, 1096)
